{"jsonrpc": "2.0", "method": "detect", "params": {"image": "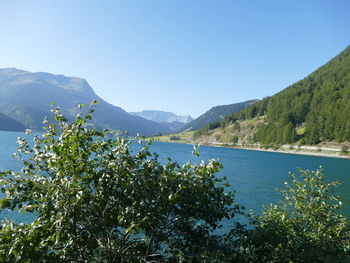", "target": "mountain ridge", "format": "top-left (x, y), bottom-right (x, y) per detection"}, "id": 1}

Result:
top-left (180, 99), bottom-right (258, 132)
top-left (0, 68), bottom-right (175, 136)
